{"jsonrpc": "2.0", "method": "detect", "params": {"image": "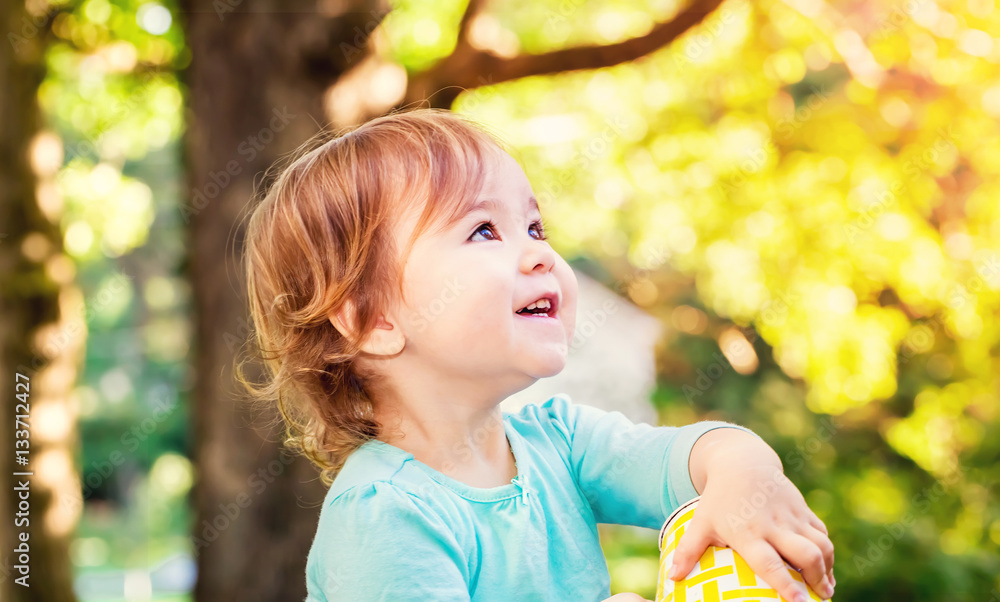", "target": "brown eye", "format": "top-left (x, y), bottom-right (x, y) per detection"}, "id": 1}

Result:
top-left (470, 221), bottom-right (499, 241)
